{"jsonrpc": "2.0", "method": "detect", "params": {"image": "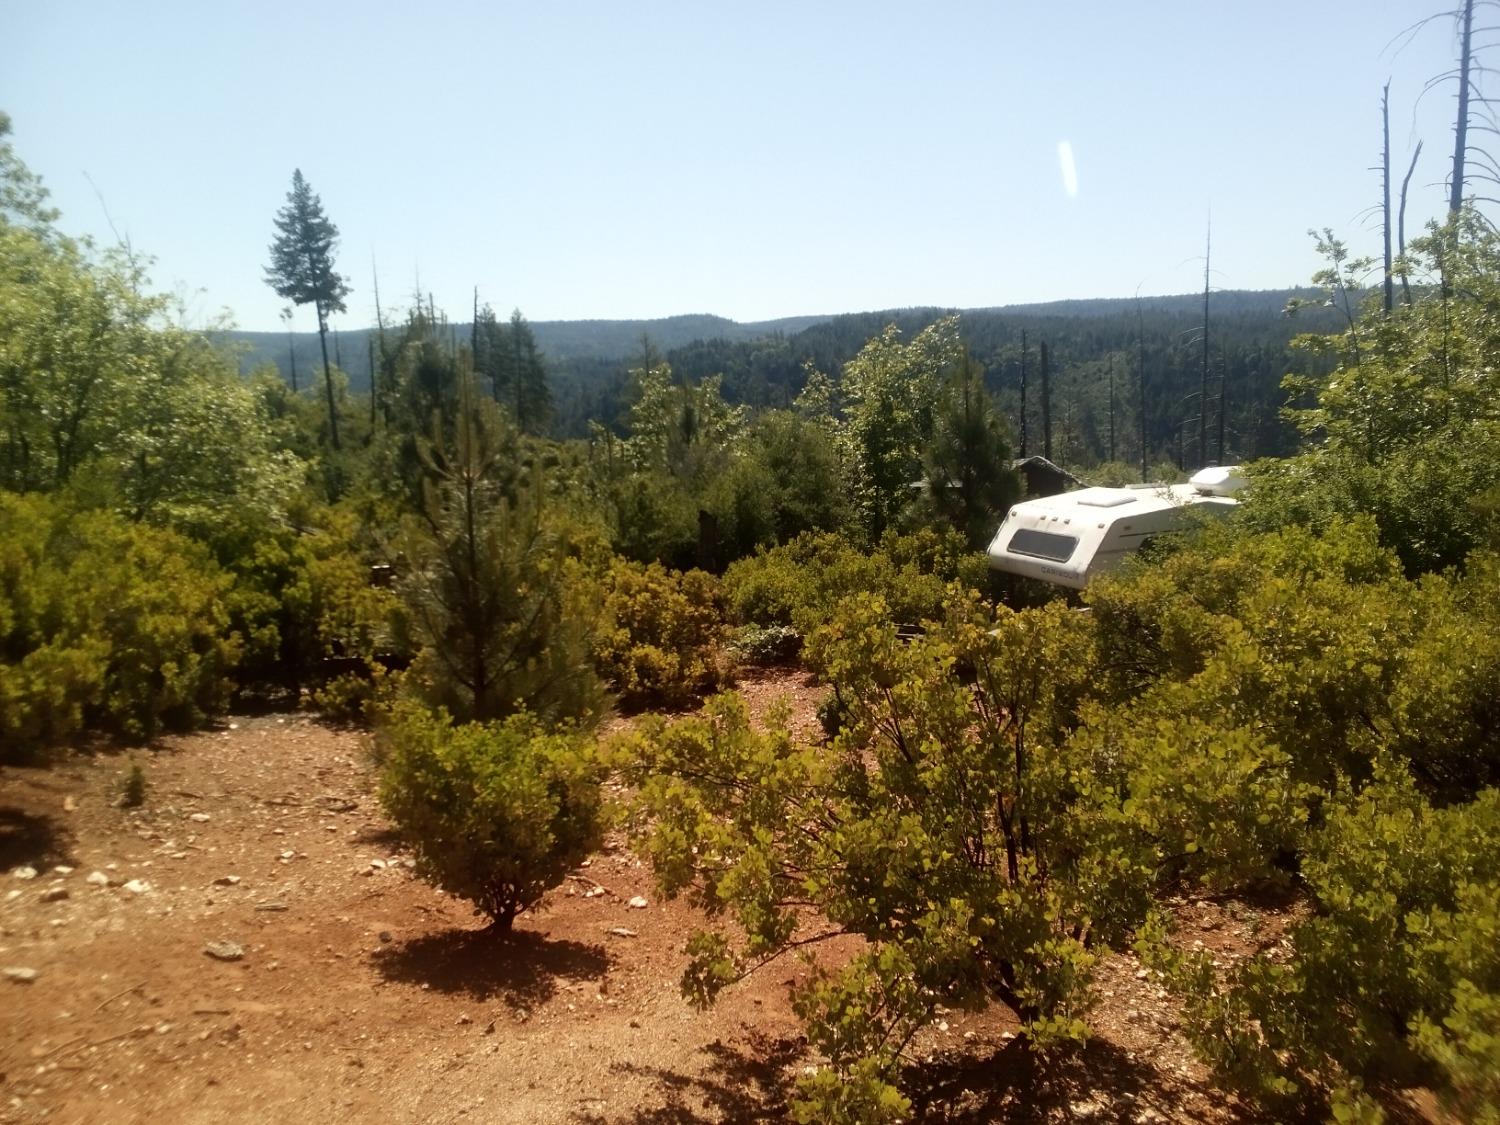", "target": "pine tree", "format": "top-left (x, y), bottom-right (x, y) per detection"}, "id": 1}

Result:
top-left (265, 170), bottom-right (350, 449)
top-left (923, 349), bottom-right (1021, 548)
